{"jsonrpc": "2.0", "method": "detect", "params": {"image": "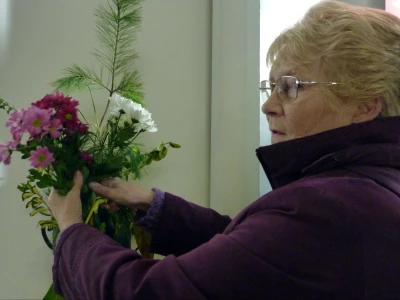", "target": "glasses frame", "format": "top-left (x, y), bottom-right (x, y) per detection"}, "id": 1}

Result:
top-left (260, 76), bottom-right (340, 102)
